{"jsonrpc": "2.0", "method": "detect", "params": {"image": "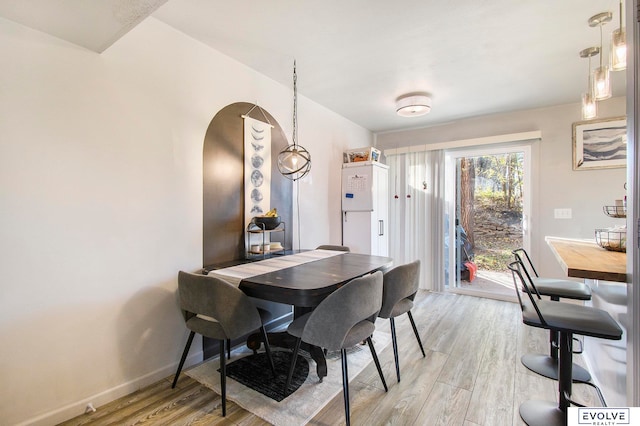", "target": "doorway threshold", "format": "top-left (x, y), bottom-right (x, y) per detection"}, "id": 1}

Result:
top-left (449, 270), bottom-right (517, 302)
top-left (447, 287), bottom-right (516, 303)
